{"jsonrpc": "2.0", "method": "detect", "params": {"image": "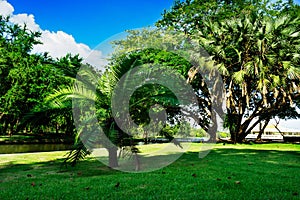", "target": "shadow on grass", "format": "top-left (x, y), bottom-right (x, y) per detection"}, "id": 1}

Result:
top-left (0, 157), bottom-right (120, 179)
top-left (1, 145), bottom-right (299, 177)
top-left (0, 145), bottom-right (299, 200)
